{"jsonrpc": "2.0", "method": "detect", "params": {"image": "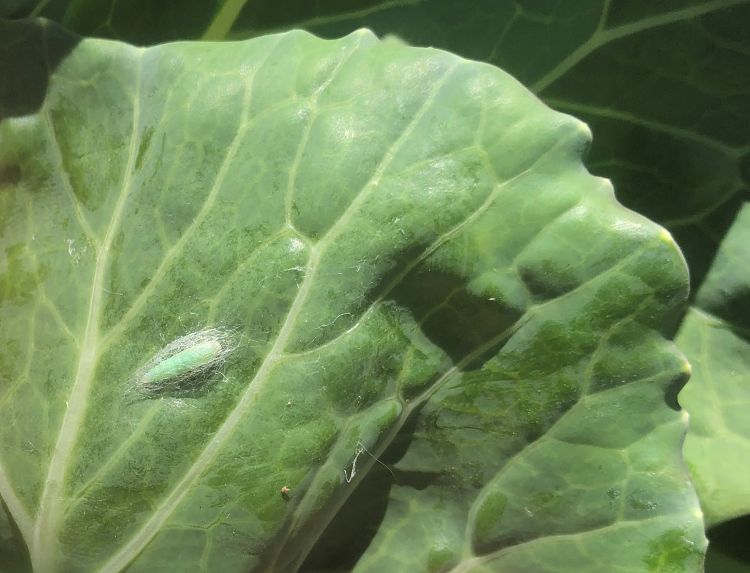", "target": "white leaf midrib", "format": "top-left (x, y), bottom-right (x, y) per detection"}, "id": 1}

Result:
top-left (30, 51), bottom-right (145, 573)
